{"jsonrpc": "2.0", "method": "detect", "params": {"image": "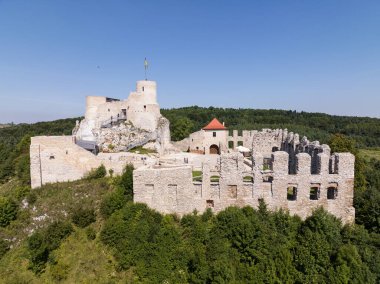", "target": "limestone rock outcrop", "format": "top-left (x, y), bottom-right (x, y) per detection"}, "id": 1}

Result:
top-left (94, 121), bottom-right (153, 153)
